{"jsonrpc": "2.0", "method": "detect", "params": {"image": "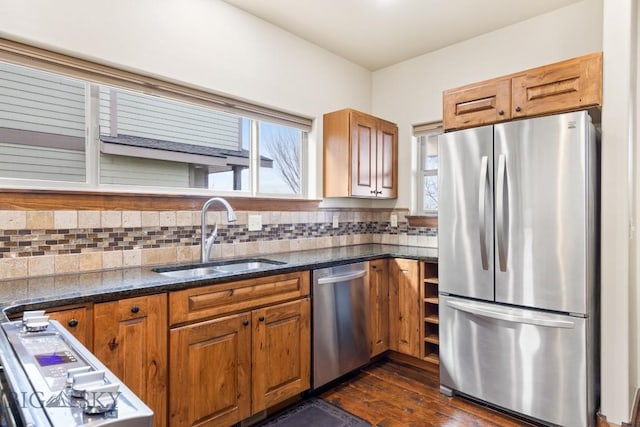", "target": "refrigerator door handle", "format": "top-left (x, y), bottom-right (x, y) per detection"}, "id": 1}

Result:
top-left (446, 299), bottom-right (576, 329)
top-left (496, 154), bottom-right (508, 272)
top-left (478, 155), bottom-right (489, 271)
